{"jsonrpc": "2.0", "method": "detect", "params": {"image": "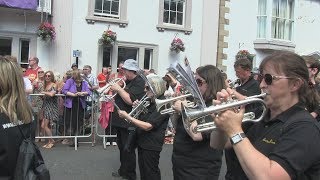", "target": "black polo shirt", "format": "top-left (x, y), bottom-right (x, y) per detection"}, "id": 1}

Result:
top-left (137, 95), bottom-right (170, 151)
top-left (172, 101), bottom-right (223, 177)
top-left (112, 75), bottom-right (145, 128)
top-left (227, 103), bottom-right (320, 180)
